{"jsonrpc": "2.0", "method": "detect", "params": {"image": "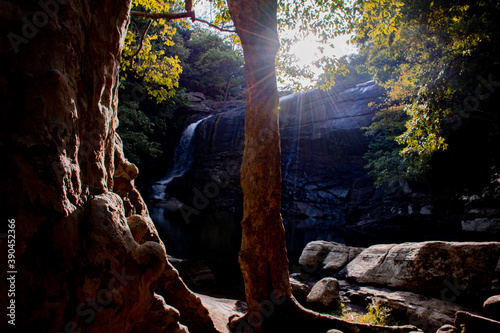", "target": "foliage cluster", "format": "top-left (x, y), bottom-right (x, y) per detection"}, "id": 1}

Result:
top-left (330, 300), bottom-right (395, 326)
top-left (354, 0), bottom-right (500, 185)
top-left (121, 0), bottom-right (245, 103)
top-left (318, 53), bottom-right (371, 89)
top-left (121, 0), bottom-right (185, 103)
top-left (117, 1), bottom-right (246, 186)
top-left (207, 0), bottom-right (359, 91)
top-left (117, 79), bottom-right (189, 183)
top-left (177, 27), bottom-right (245, 100)
top-left (117, 100), bottom-right (163, 165)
